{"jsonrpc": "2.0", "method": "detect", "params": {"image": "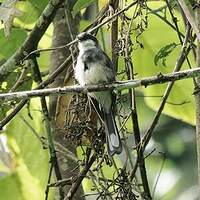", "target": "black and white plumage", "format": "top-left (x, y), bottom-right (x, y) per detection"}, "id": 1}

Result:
top-left (74, 32), bottom-right (122, 156)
